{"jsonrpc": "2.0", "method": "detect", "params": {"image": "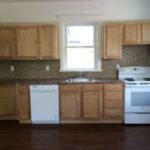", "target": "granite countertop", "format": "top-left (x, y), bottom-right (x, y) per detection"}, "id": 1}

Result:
top-left (0, 78), bottom-right (124, 84)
